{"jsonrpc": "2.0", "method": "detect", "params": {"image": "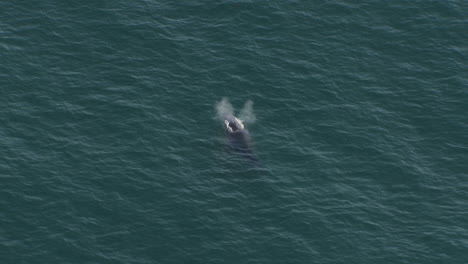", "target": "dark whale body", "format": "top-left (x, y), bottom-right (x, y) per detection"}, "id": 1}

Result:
top-left (223, 114), bottom-right (257, 162)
